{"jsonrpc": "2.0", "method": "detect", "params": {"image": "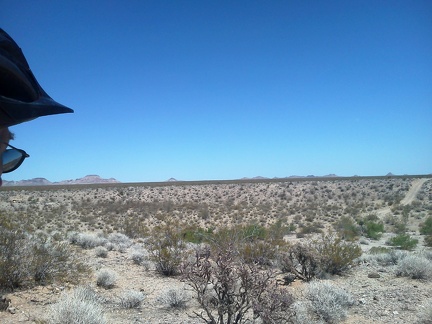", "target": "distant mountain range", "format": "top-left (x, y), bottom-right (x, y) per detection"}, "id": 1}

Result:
top-left (2, 175), bottom-right (120, 186)
top-left (3, 172), bottom-right (408, 187)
